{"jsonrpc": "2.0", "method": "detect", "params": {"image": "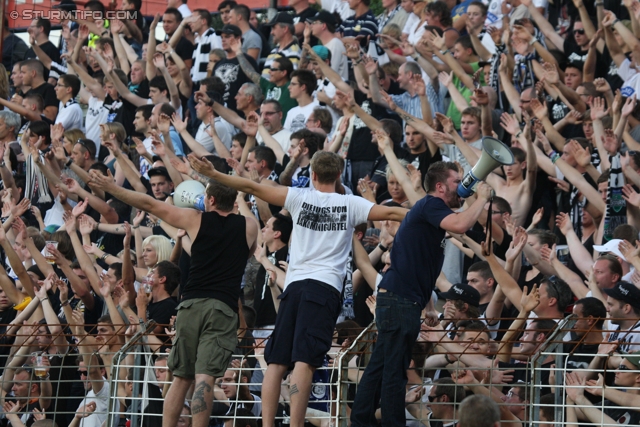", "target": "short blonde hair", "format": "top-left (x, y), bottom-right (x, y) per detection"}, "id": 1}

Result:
top-left (310, 151), bottom-right (343, 184)
top-left (141, 235), bottom-right (173, 267)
